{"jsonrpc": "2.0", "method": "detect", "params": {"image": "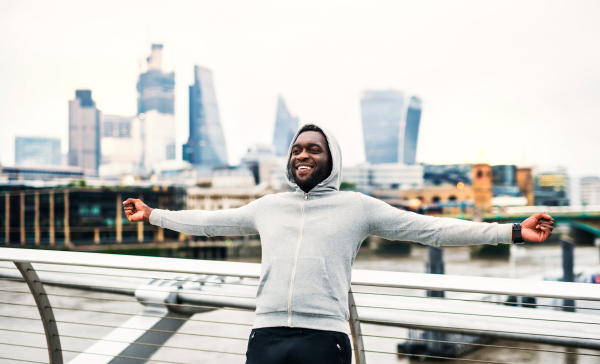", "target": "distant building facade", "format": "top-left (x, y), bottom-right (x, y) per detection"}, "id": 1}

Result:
top-left (581, 177), bottom-right (600, 206)
top-left (68, 90), bottom-right (100, 175)
top-left (423, 164), bottom-right (473, 186)
top-left (15, 137), bottom-right (62, 166)
top-left (99, 114), bottom-right (143, 176)
top-left (342, 163), bottom-right (424, 191)
top-left (137, 44), bottom-right (176, 171)
top-left (182, 65), bottom-right (228, 166)
top-left (241, 143), bottom-right (279, 185)
top-left (360, 90), bottom-right (422, 165)
top-left (491, 165), bottom-right (522, 197)
top-left (515, 168), bottom-right (534, 206)
top-left (0, 185), bottom-right (184, 245)
top-left (534, 172), bottom-right (570, 206)
top-left (472, 163), bottom-right (493, 212)
top-left (272, 96), bottom-right (299, 157)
